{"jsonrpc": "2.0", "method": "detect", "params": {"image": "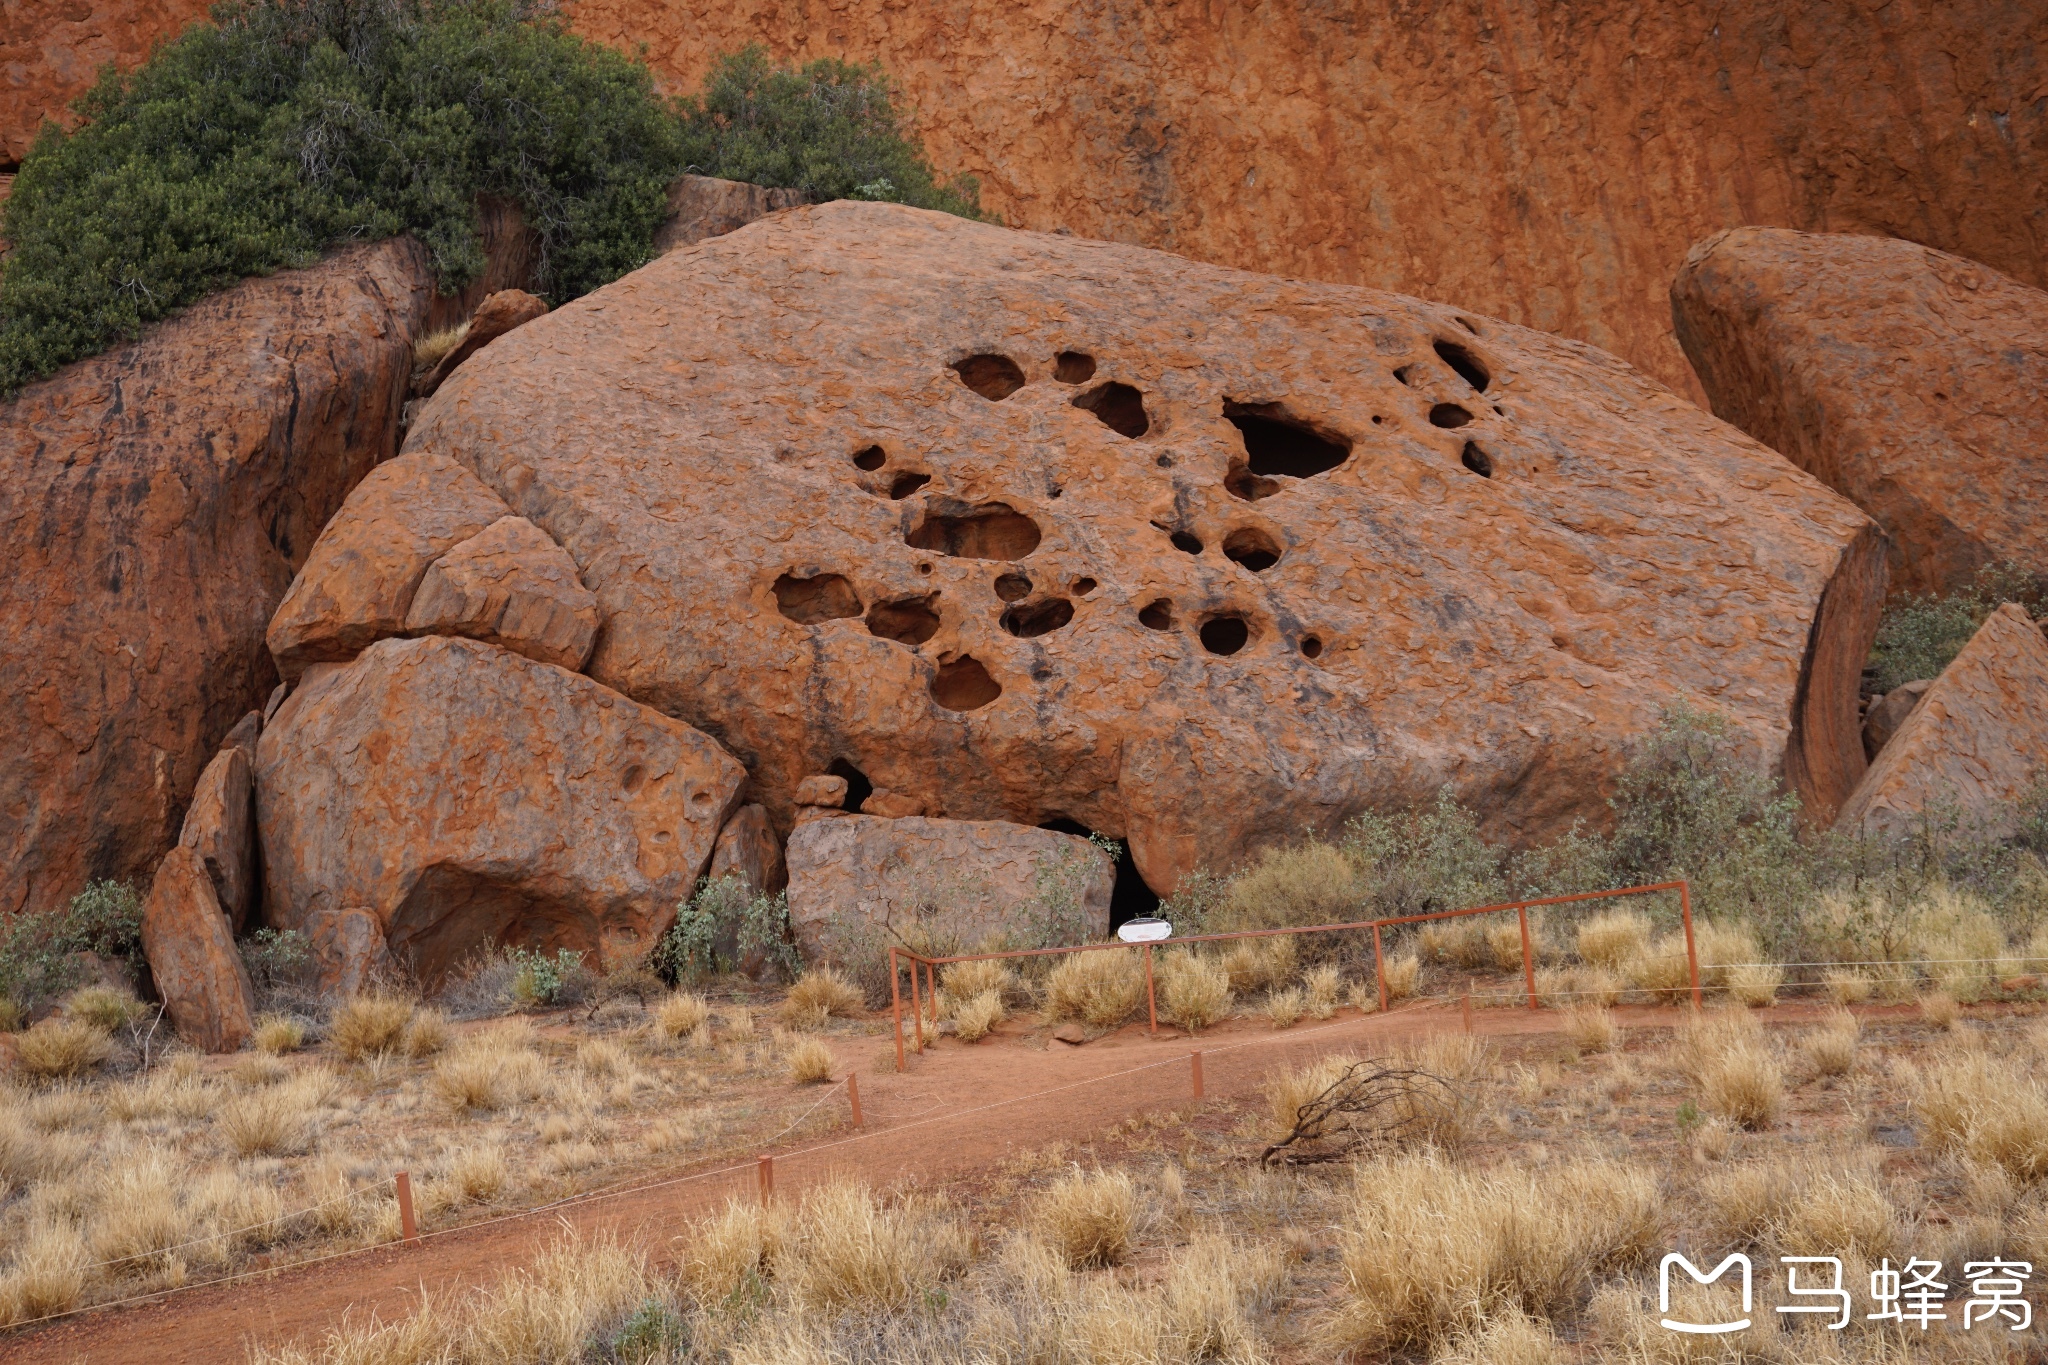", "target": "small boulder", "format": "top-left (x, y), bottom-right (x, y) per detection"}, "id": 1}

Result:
top-left (1051, 1023), bottom-right (1088, 1045)
top-left (178, 744), bottom-right (259, 933)
top-left (404, 515), bottom-right (599, 670)
top-left (785, 815), bottom-right (1114, 963)
top-left (1836, 605), bottom-right (2048, 839)
top-left (257, 635), bottom-right (747, 985)
top-left (794, 774), bottom-right (849, 809)
top-left (653, 175), bottom-right (813, 255)
top-left (707, 803), bottom-right (787, 895)
top-left (1863, 679), bottom-right (1933, 758)
top-left (302, 906), bottom-right (397, 998)
top-left (862, 788), bottom-right (927, 818)
top-left (140, 845), bottom-right (256, 1052)
top-left (415, 288), bottom-right (550, 399)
